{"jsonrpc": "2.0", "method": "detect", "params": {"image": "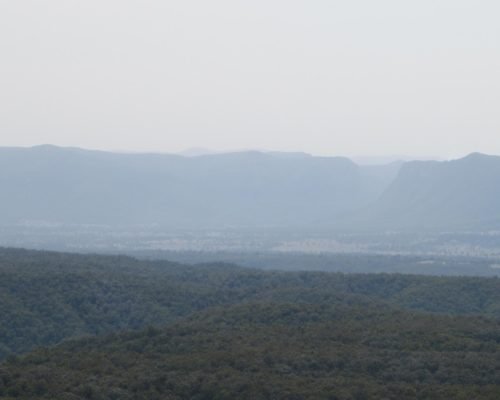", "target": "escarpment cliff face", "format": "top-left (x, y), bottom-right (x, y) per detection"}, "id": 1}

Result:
top-left (361, 153), bottom-right (500, 230)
